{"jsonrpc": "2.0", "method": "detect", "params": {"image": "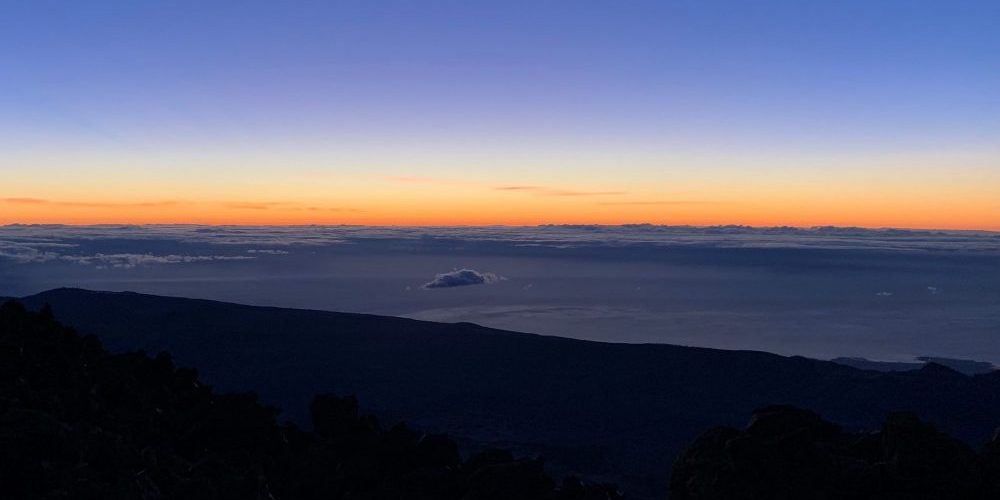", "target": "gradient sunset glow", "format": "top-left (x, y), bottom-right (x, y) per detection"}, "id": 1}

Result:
top-left (2, 1), bottom-right (998, 229)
